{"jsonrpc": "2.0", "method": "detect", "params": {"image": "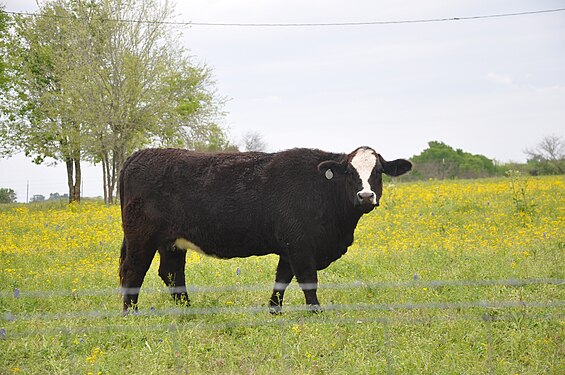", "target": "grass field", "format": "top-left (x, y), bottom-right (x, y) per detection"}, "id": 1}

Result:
top-left (1, 175), bottom-right (564, 374)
